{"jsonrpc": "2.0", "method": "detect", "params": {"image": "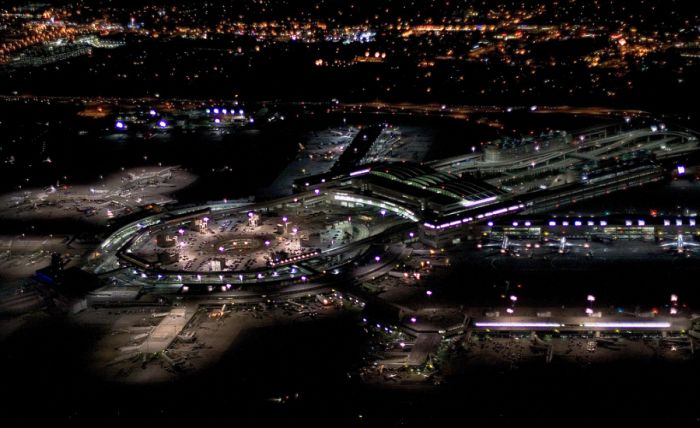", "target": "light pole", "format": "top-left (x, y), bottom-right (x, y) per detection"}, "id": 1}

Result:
top-left (586, 294), bottom-right (595, 316)
top-left (670, 294), bottom-right (679, 315)
top-left (507, 295), bottom-right (517, 316)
